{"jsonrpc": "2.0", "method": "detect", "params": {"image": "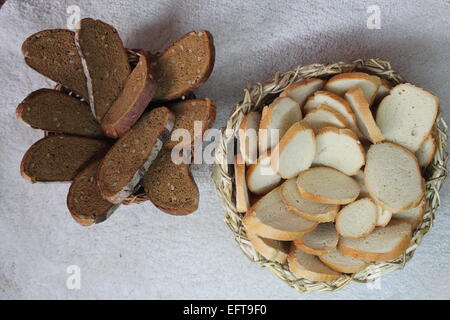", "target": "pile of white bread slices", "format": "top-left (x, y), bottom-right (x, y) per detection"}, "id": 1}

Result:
top-left (235, 72), bottom-right (439, 282)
